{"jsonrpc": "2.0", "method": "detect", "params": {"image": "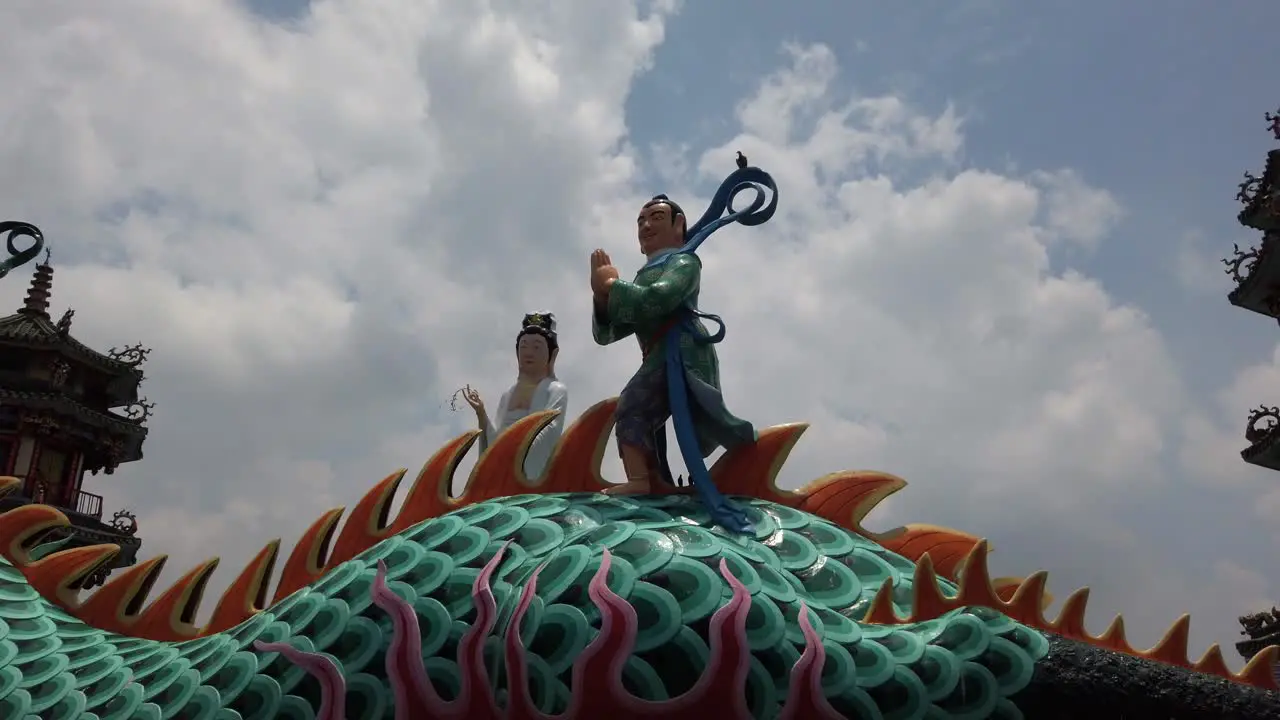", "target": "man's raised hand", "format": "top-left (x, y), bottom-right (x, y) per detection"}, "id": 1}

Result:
top-left (590, 249), bottom-right (611, 270)
top-left (590, 249), bottom-right (618, 297)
